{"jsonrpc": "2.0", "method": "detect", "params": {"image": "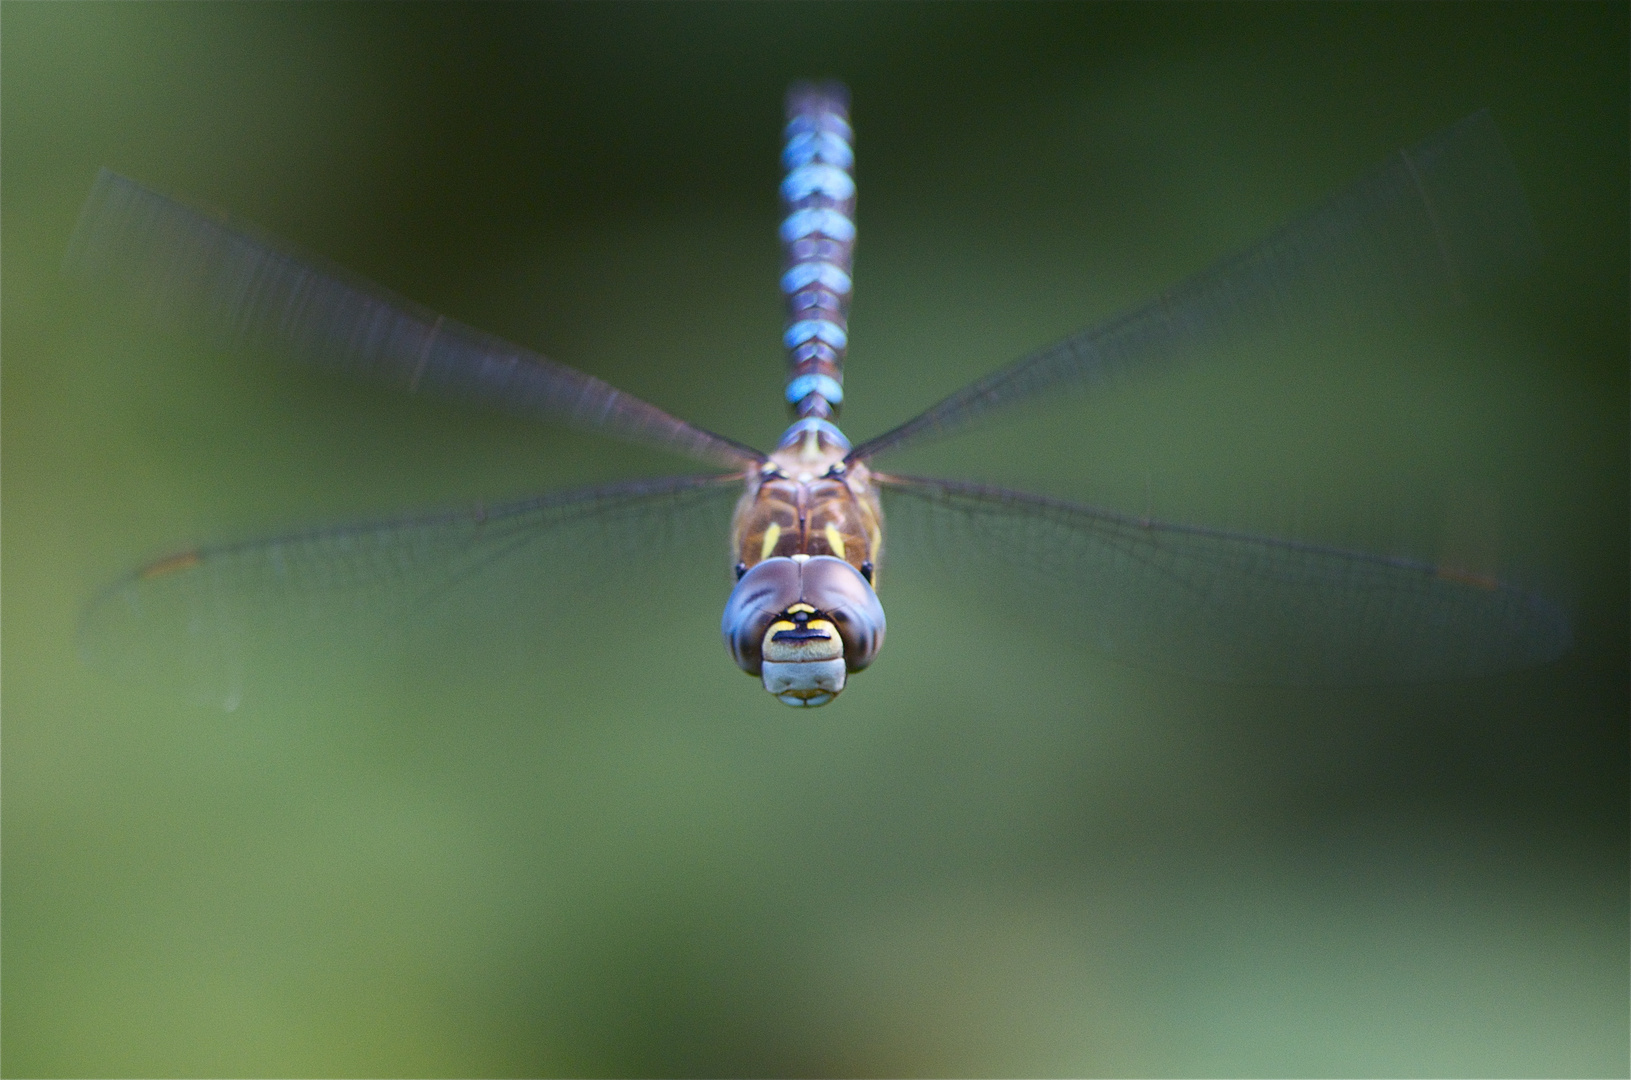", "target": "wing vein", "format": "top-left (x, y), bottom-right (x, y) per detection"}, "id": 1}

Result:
top-left (850, 112), bottom-right (1533, 463)
top-left (67, 170), bottom-right (765, 471)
